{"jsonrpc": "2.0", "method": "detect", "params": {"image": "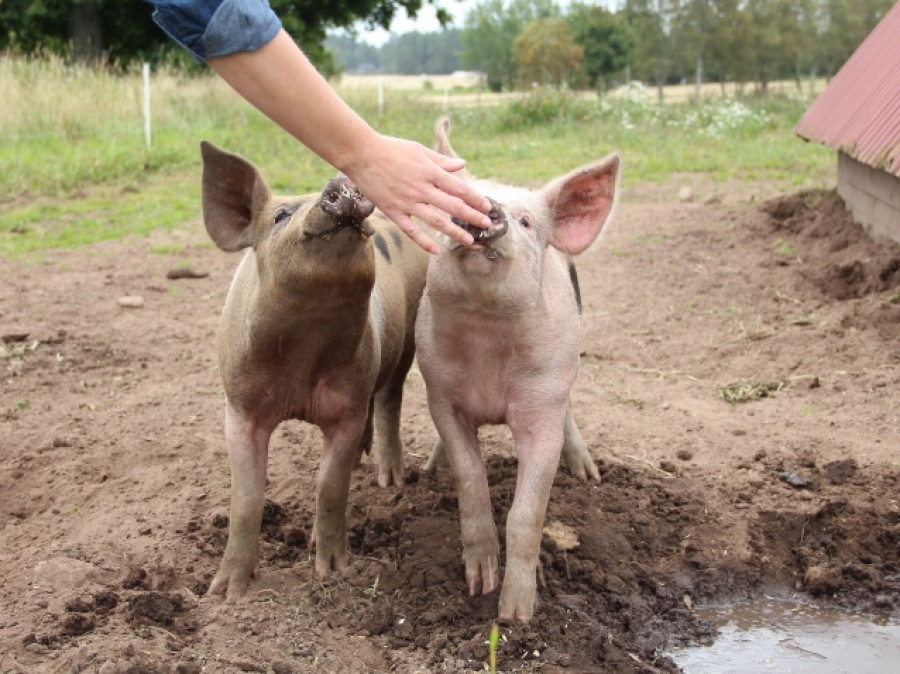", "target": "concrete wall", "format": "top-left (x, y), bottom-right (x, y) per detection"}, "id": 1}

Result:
top-left (837, 151), bottom-right (900, 244)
